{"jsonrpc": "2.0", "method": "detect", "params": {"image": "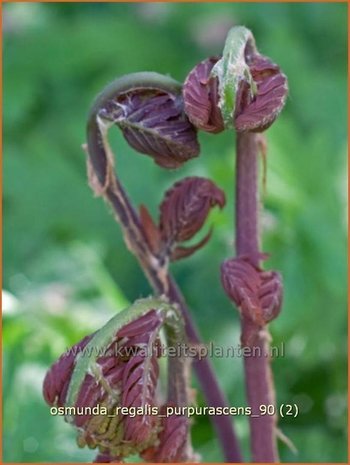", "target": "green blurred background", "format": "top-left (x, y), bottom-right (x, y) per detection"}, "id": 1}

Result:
top-left (3, 2), bottom-right (347, 463)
